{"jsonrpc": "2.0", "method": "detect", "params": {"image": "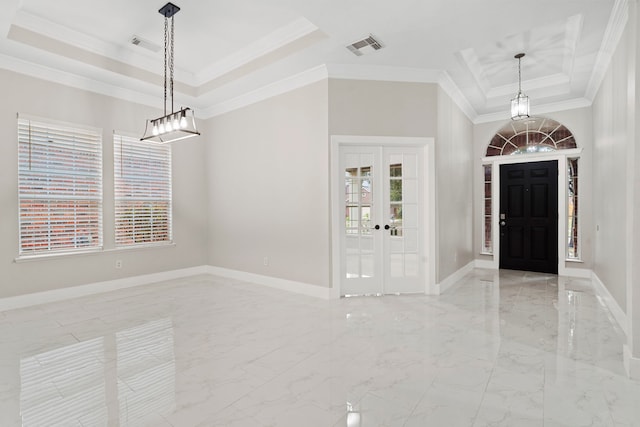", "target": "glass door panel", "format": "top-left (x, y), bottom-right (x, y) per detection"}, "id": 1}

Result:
top-left (341, 148), bottom-right (382, 294)
top-left (384, 148), bottom-right (423, 293)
